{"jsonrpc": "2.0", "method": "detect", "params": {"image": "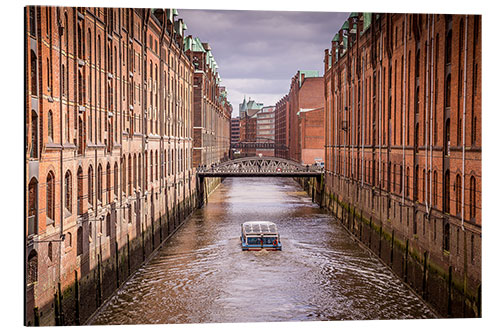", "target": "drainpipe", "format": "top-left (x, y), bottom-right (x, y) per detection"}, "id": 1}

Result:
top-left (351, 61), bottom-right (355, 181)
top-left (461, 15), bottom-right (468, 231)
top-left (343, 68), bottom-right (346, 178)
top-left (430, 15), bottom-right (435, 211)
top-left (379, 33), bottom-right (382, 189)
top-left (402, 14), bottom-right (407, 205)
top-left (57, 15), bottom-right (64, 294)
top-left (425, 14), bottom-right (430, 214)
top-left (361, 51), bottom-right (365, 186)
top-left (334, 80), bottom-right (337, 175)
